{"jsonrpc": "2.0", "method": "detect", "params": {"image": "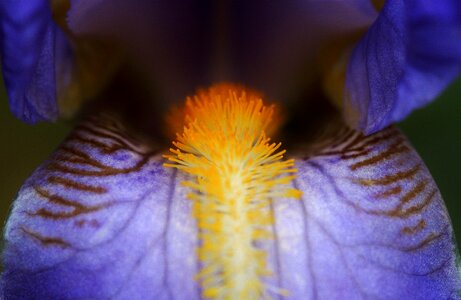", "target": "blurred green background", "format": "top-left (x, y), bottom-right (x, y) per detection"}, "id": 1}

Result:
top-left (0, 79), bottom-right (460, 245)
